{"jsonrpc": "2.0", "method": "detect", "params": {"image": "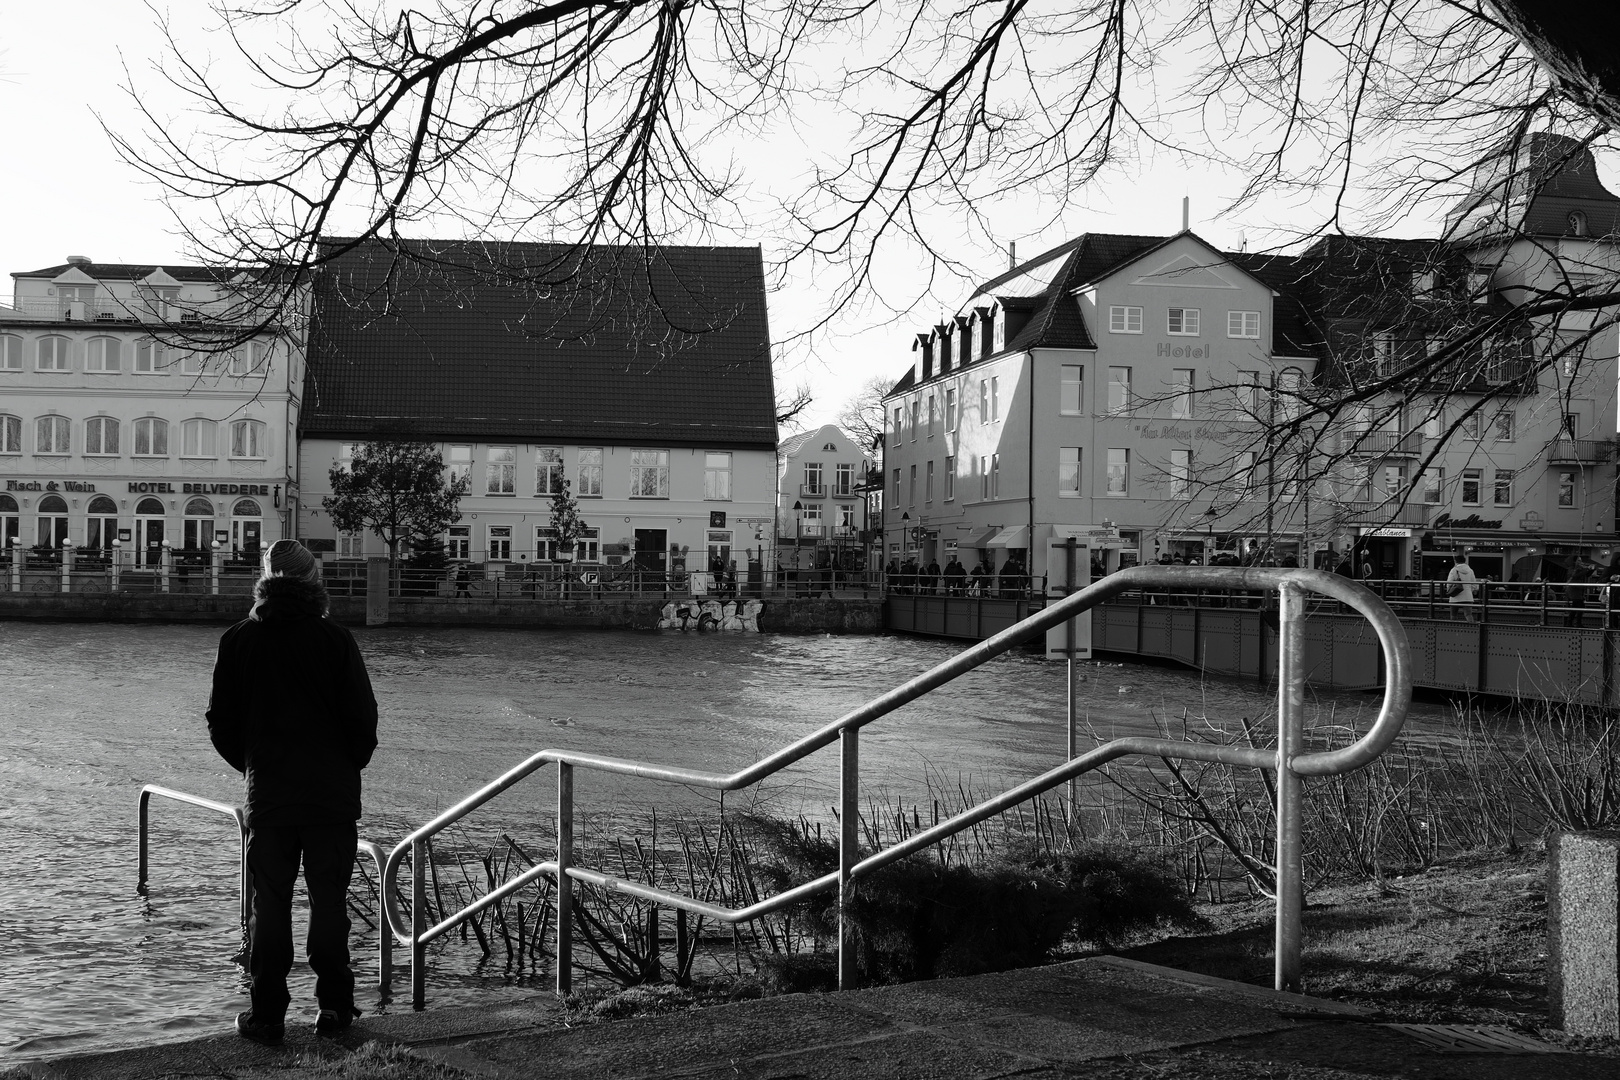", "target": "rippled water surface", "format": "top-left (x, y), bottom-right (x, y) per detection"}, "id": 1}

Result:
top-left (0, 620), bottom-right (1444, 1060)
